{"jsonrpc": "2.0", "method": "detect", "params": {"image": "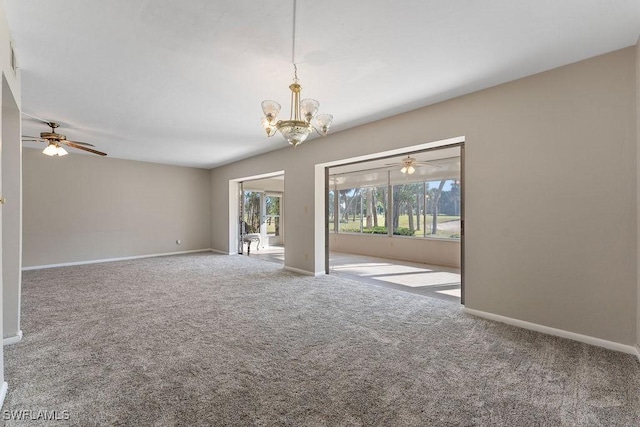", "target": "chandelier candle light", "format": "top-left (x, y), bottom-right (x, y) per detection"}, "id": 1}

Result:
top-left (261, 0), bottom-right (333, 147)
